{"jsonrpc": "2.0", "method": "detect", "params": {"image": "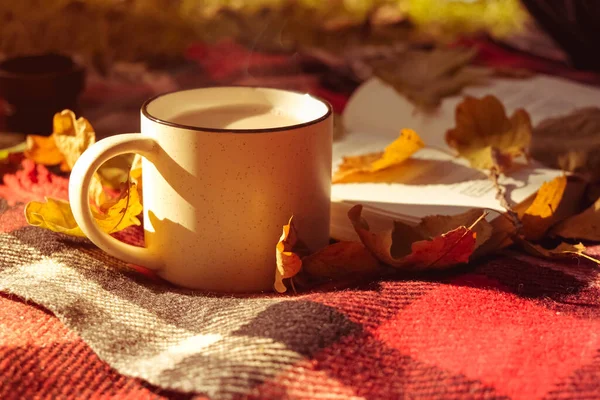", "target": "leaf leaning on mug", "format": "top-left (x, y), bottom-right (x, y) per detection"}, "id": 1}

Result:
top-left (24, 183), bottom-right (143, 238)
top-left (274, 216), bottom-right (307, 293)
